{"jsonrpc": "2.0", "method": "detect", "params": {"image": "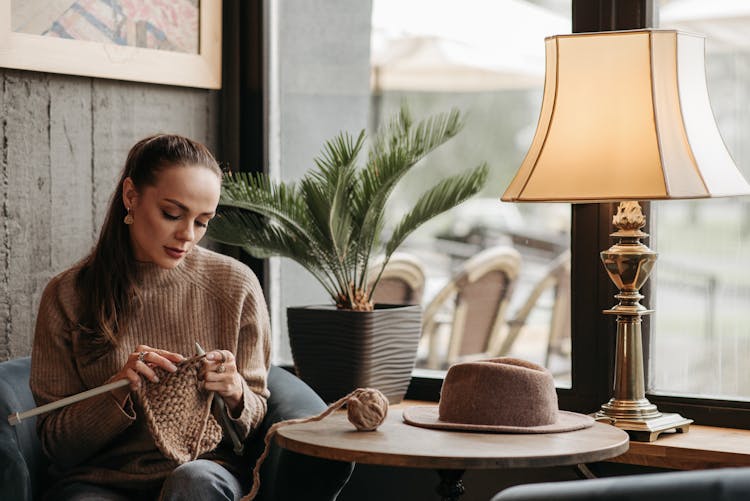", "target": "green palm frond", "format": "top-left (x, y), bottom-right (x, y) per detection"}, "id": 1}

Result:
top-left (209, 208), bottom-right (340, 300)
top-left (350, 109), bottom-right (465, 289)
top-left (385, 163), bottom-right (489, 257)
top-left (212, 172), bottom-right (344, 284)
top-left (208, 107), bottom-right (488, 310)
top-left (219, 172), bottom-right (313, 243)
top-left (300, 131), bottom-right (364, 301)
top-left (356, 108), bottom-right (463, 224)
